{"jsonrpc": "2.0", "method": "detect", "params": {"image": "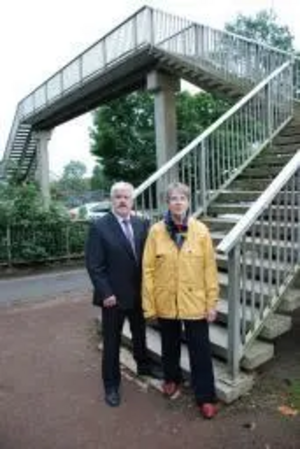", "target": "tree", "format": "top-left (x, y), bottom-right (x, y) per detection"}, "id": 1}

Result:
top-left (90, 164), bottom-right (108, 191)
top-left (225, 10), bottom-right (294, 52)
top-left (90, 92), bottom-right (155, 186)
top-left (56, 160), bottom-right (89, 197)
top-left (90, 91), bottom-right (230, 186)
